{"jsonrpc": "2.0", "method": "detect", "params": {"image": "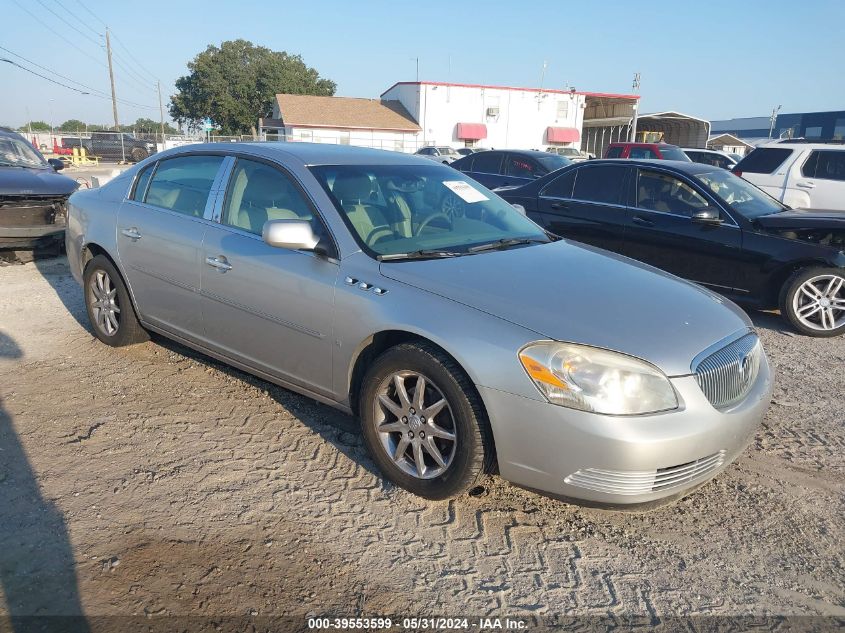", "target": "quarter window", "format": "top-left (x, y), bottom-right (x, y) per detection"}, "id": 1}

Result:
top-left (131, 163), bottom-right (155, 202)
top-left (605, 147), bottom-right (623, 158)
top-left (541, 169), bottom-right (576, 199)
top-left (572, 166), bottom-right (627, 204)
top-left (222, 159), bottom-right (318, 235)
top-left (144, 155), bottom-right (224, 217)
top-left (637, 170), bottom-right (711, 217)
top-left (472, 151), bottom-right (503, 174)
